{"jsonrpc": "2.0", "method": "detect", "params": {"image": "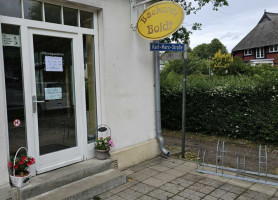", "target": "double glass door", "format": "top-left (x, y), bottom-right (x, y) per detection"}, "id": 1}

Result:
top-left (28, 29), bottom-right (83, 173)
